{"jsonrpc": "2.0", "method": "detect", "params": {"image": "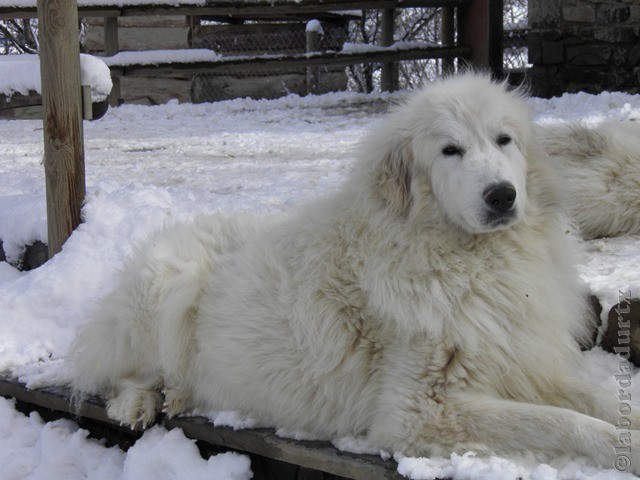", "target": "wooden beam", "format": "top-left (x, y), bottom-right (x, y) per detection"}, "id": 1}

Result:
top-left (108, 45), bottom-right (472, 77)
top-left (104, 16), bottom-right (121, 107)
top-left (458, 0), bottom-right (503, 75)
top-left (380, 9), bottom-right (398, 92)
top-left (0, 91), bottom-right (109, 121)
top-left (0, 375), bottom-right (405, 480)
top-left (119, 0), bottom-right (470, 17)
top-left (1, 0), bottom-right (472, 20)
top-left (306, 26), bottom-right (322, 95)
top-left (441, 7), bottom-right (455, 73)
top-left (37, 0), bottom-right (86, 258)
